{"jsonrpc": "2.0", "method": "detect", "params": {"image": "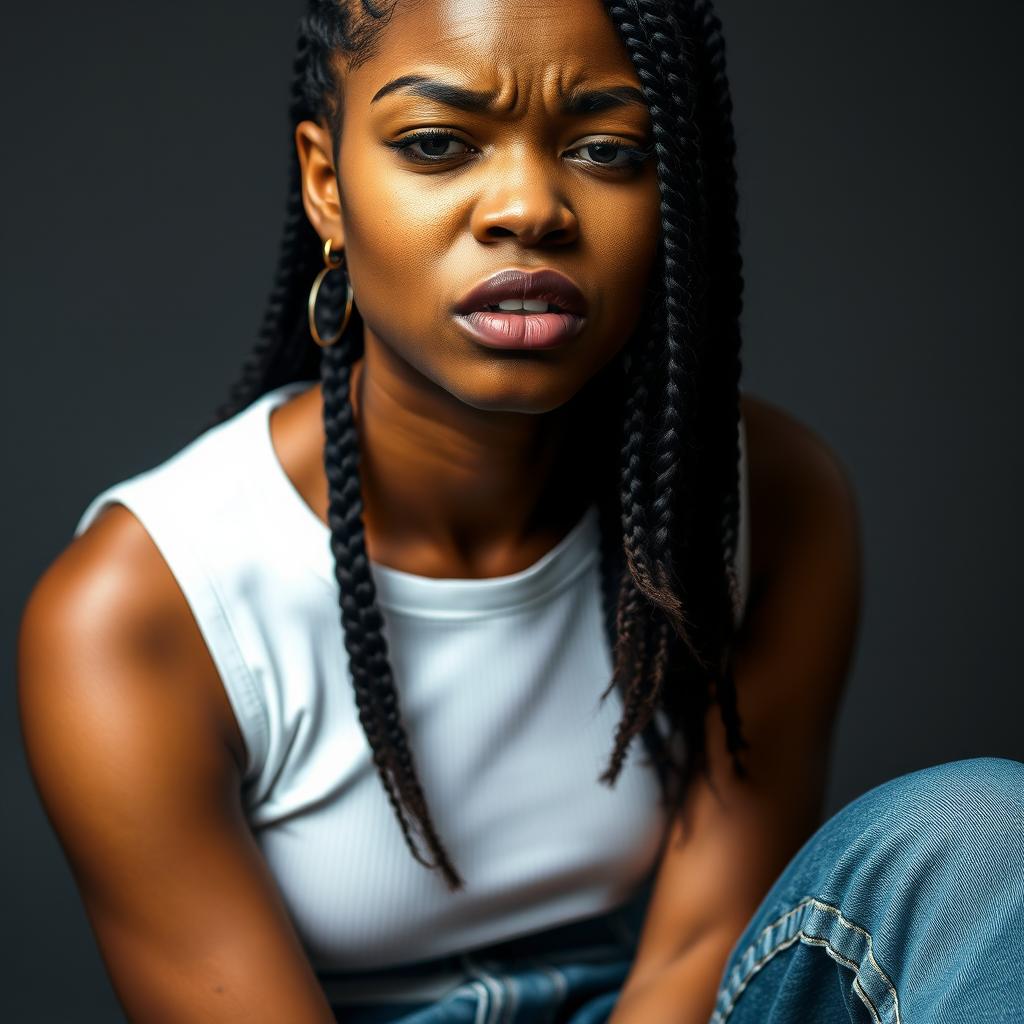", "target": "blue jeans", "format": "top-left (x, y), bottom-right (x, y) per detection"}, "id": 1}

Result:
top-left (322, 757), bottom-right (1024, 1023)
